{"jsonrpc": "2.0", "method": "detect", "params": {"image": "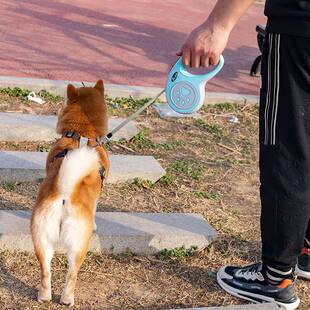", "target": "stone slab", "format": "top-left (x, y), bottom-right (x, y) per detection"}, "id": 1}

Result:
top-left (0, 211), bottom-right (217, 254)
top-left (0, 77), bottom-right (259, 104)
top-left (154, 103), bottom-right (199, 119)
top-left (0, 112), bottom-right (138, 142)
top-left (175, 304), bottom-right (278, 310)
top-left (0, 151), bottom-right (165, 183)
